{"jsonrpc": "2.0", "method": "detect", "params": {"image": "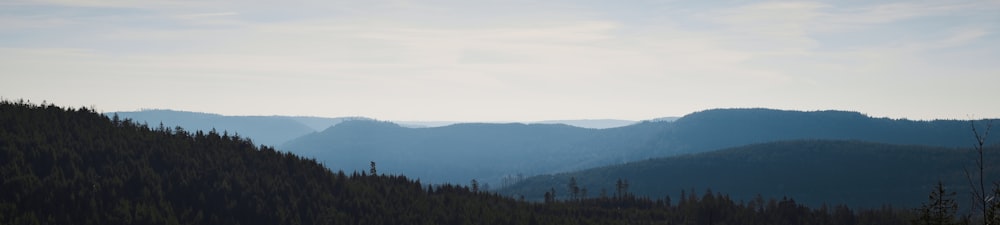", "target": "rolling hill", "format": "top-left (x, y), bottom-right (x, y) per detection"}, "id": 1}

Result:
top-left (281, 108), bottom-right (991, 185)
top-left (533, 119), bottom-right (637, 129)
top-left (656, 109), bottom-right (978, 154)
top-left (499, 140), bottom-right (998, 209)
top-left (281, 120), bottom-right (606, 184)
top-left (396, 119), bottom-right (639, 129)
